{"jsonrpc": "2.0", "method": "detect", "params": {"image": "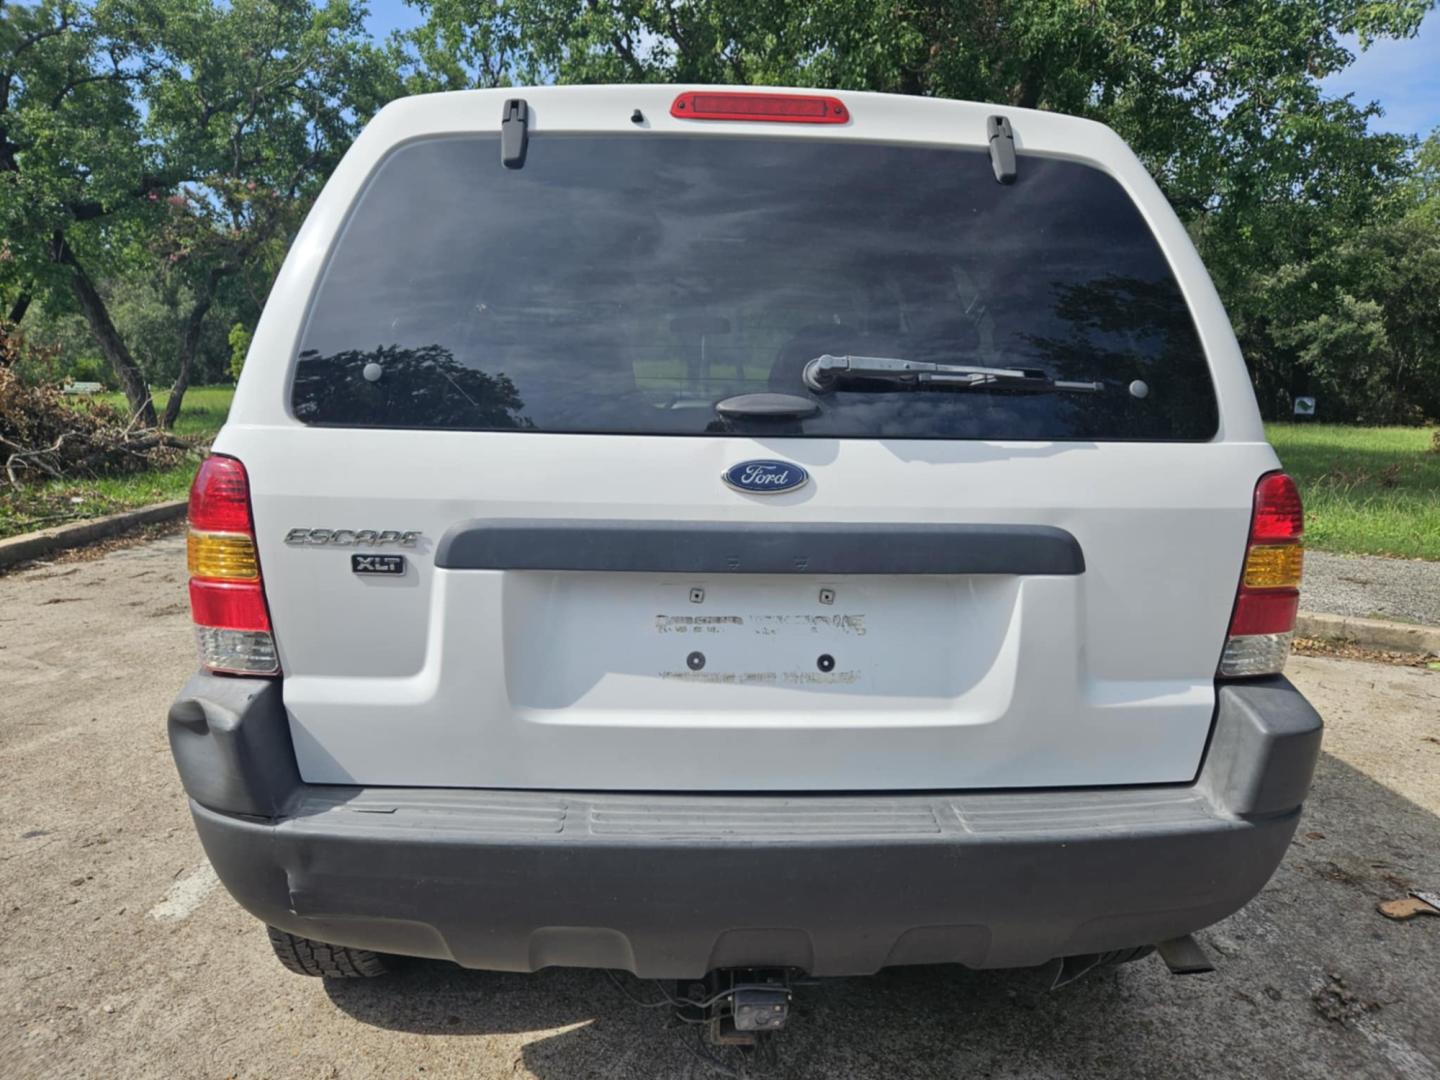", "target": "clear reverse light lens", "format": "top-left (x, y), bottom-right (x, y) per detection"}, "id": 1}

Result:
top-left (1219, 631), bottom-right (1294, 677)
top-left (195, 627), bottom-right (279, 675)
